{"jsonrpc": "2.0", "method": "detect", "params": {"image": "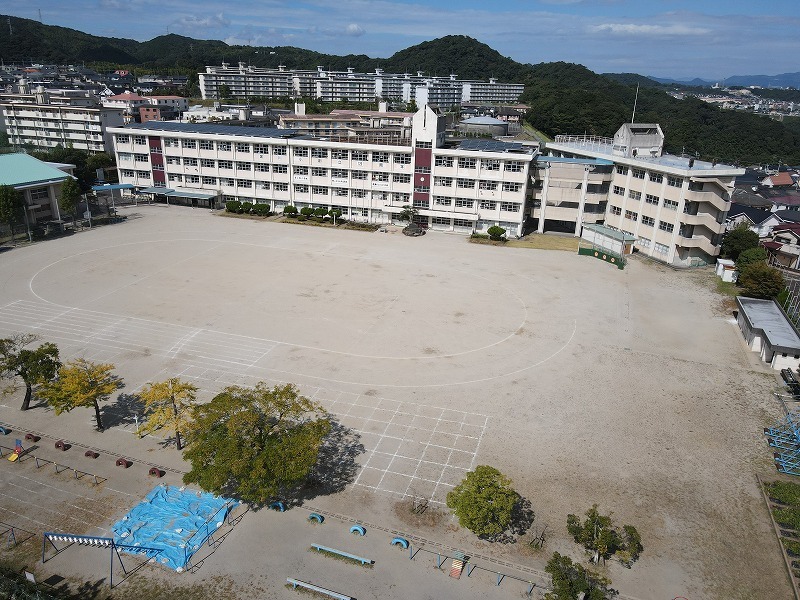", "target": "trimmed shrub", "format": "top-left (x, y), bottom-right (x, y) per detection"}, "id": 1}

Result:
top-left (300, 207), bottom-right (315, 217)
top-left (283, 205), bottom-right (298, 215)
top-left (225, 200), bottom-right (241, 213)
top-left (487, 225), bottom-right (507, 241)
top-left (253, 203), bottom-right (270, 216)
top-left (314, 207), bottom-right (328, 218)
